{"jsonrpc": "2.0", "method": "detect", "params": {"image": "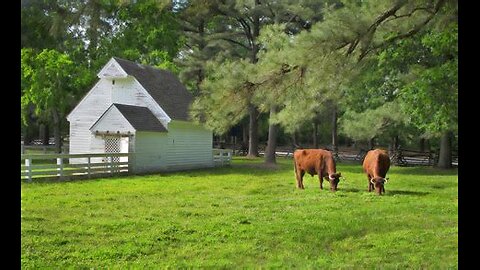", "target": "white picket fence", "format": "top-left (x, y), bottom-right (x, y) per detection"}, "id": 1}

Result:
top-left (21, 149), bottom-right (233, 182)
top-left (21, 153), bottom-right (131, 182)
